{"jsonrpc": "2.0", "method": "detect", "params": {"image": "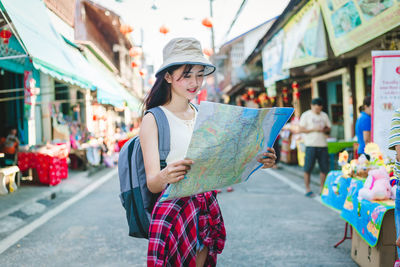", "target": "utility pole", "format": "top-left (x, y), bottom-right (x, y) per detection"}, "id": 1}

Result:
top-left (209, 0), bottom-right (220, 102)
